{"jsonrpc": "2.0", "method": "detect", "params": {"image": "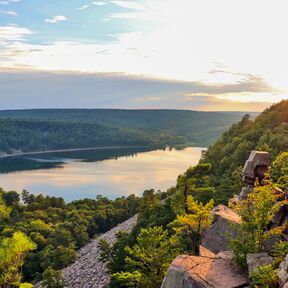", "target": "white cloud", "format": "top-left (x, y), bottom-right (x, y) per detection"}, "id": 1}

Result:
top-left (0, 25), bottom-right (32, 42)
top-left (0, 0), bottom-right (20, 4)
top-left (92, 1), bottom-right (107, 6)
top-left (78, 5), bottom-right (89, 10)
top-left (0, 9), bottom-right (17, 15)
top-left (45, 15), bottom-right (67, 24)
